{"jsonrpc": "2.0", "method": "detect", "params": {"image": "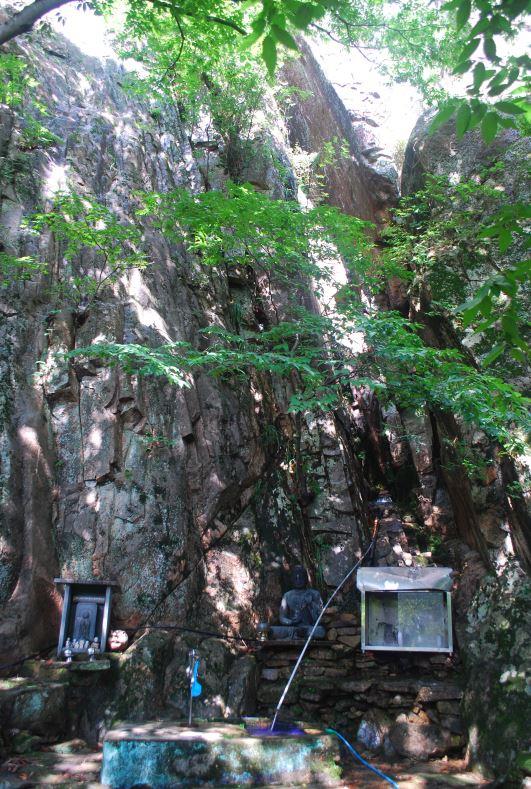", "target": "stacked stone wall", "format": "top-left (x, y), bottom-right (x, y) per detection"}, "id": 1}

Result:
top-left (256, 605), bottom-right (465, 761)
